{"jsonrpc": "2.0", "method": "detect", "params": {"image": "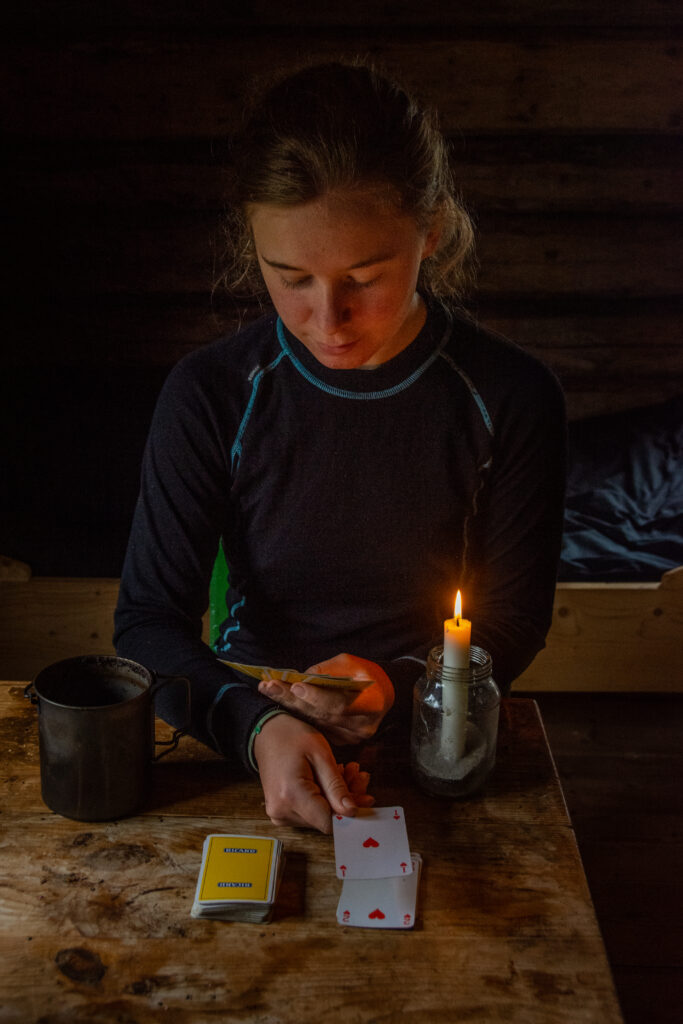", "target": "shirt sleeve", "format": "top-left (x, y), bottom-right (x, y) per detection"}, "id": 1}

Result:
top-left (113, 355), bottom-right (277, 771)
top-left (465, 359), bottom-right (567, 694)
